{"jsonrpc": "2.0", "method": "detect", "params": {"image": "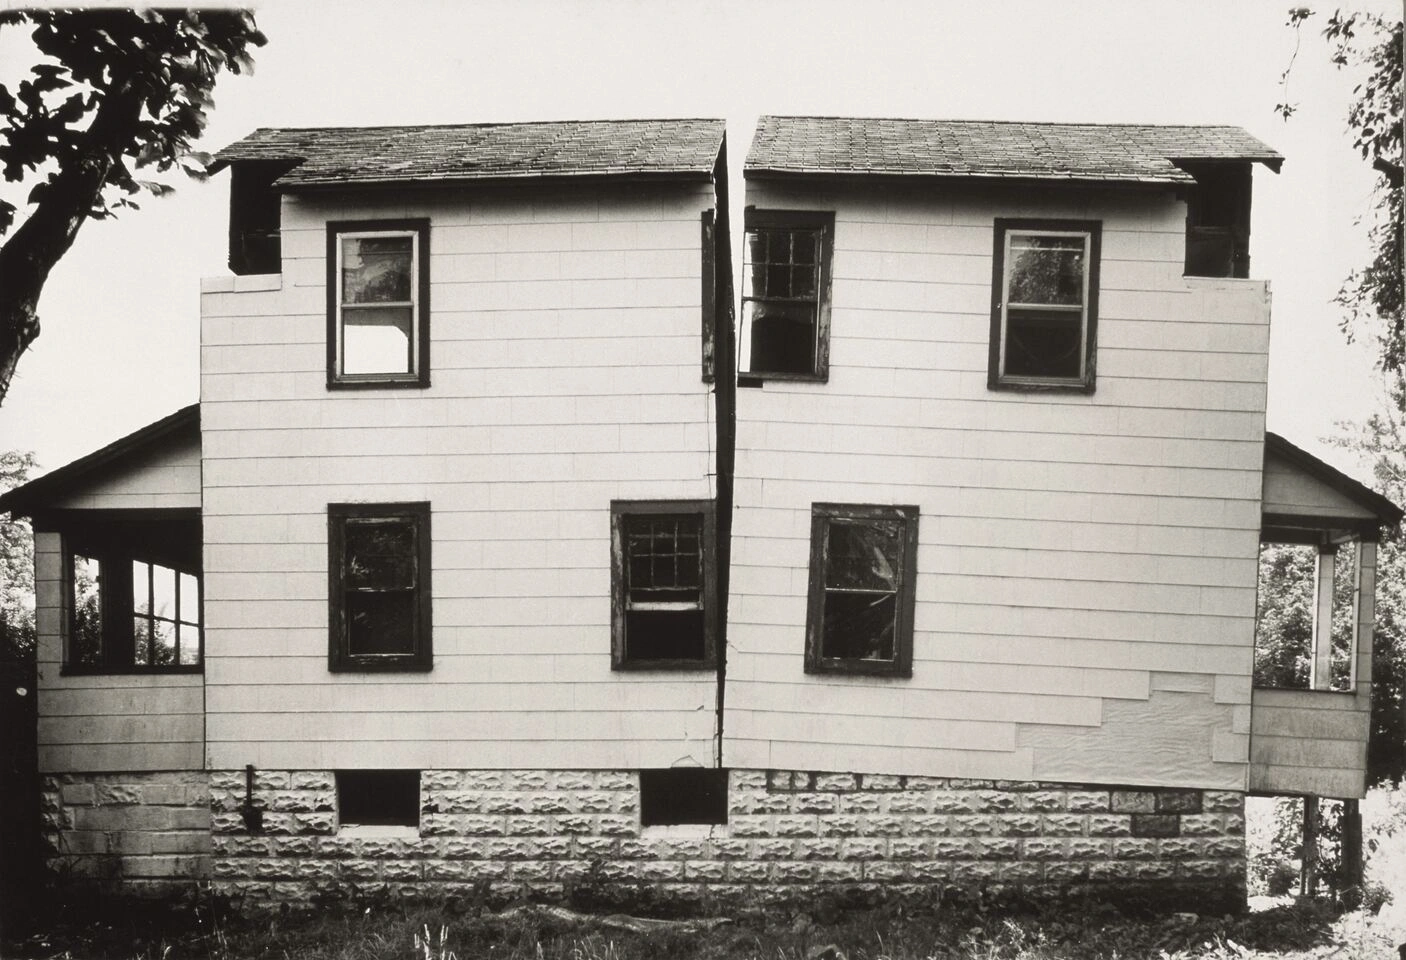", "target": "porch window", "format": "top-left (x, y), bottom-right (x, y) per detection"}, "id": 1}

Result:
top-left (1254, 541), bottom-right (1358, 692)
top-left (65, 549), bottom-right (202, 672)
